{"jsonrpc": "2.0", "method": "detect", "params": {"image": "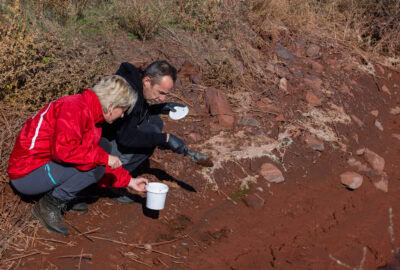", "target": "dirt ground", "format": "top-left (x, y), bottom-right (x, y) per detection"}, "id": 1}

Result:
top-left (2, 34), bottom-right (400, 270)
